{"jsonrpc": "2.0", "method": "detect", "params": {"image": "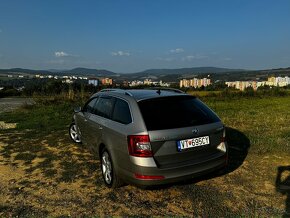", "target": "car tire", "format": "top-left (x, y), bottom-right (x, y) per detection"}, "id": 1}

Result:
top-left (69, 122), bottom-right (82, 144)
top-left (100, 148), bottom-right (123, 188)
